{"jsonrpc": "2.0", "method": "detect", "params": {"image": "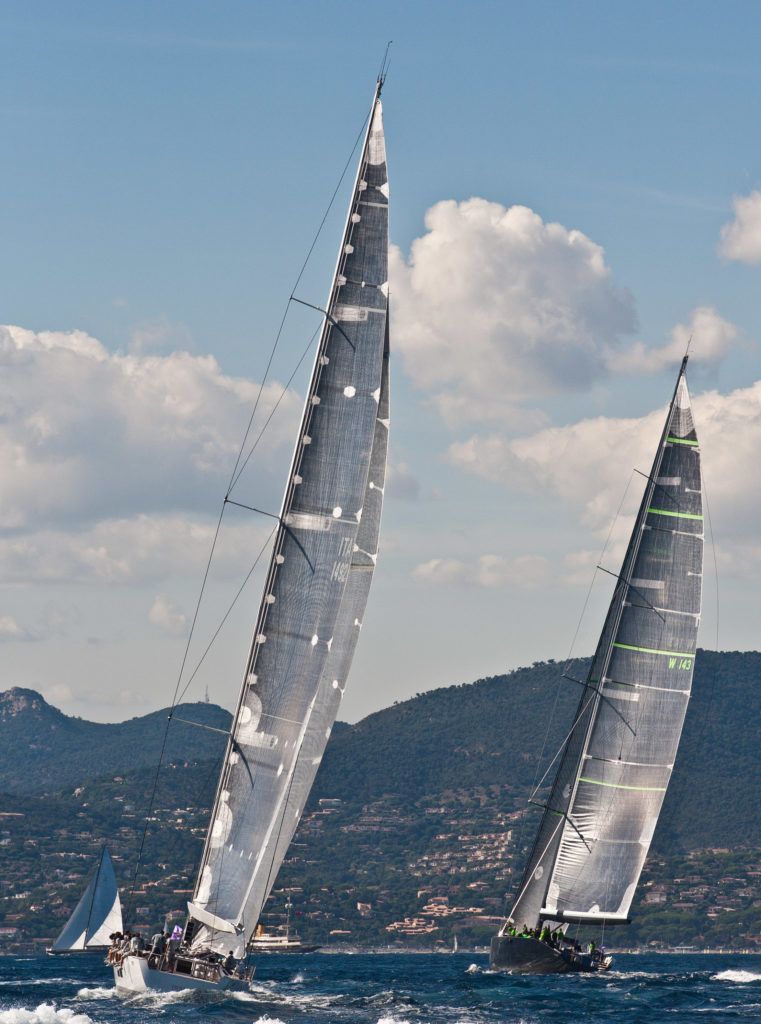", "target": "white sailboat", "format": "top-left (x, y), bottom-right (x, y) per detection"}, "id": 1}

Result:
top-left (114, 76), bottom-right (390, 994)
top-left (491, 357), bottom-right (703, 974)
top-left (48, 846), bottom-right (122, 955)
